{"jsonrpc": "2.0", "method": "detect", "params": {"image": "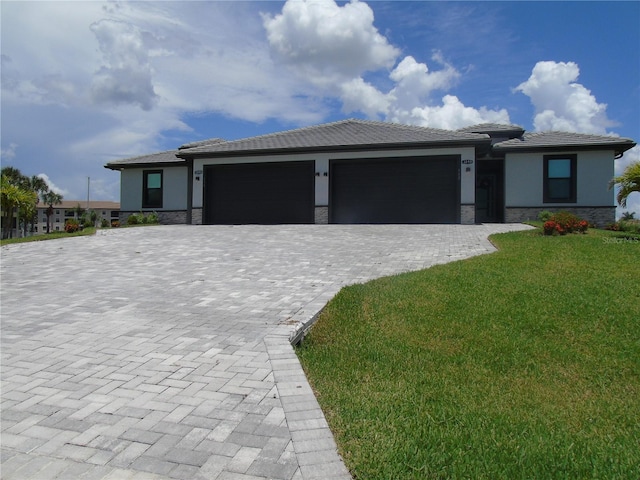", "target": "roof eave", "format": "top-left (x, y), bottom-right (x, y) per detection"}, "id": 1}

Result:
top-left (176, 139), bottom-right (492, 159)
top-left (494, 141), bottom-right (637, 155)
top-left (104, 160), bottom-right (187, 171)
